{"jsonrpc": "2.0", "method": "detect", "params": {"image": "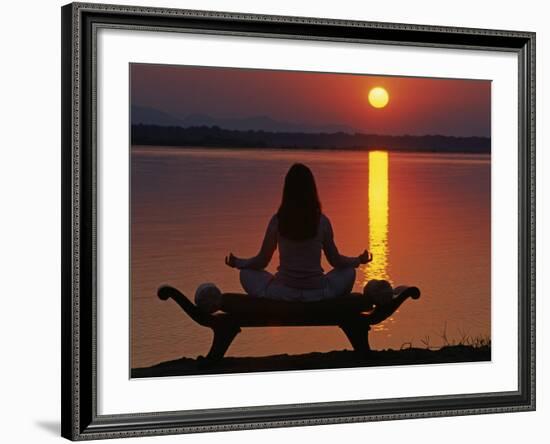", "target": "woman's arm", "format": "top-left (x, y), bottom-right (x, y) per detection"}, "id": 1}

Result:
top-left (232, 216), bottom-right (278, 270)
top-left (322, 216), bottom-right (361, 269)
